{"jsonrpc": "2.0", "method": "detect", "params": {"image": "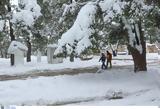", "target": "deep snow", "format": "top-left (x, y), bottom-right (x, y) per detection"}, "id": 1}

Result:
top-left (0, 64), bottom-right (160, 105)
top-left (0, 53), bottom-right (159, 105)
